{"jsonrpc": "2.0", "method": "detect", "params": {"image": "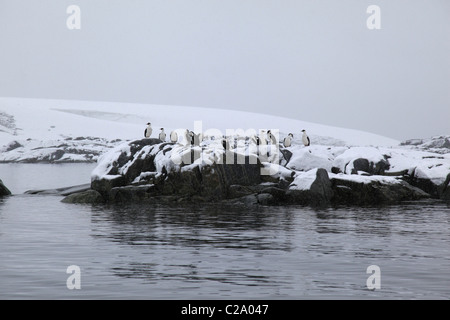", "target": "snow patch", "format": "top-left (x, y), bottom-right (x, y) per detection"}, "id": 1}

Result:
top-left (289, 168), bottom-right (319, 191)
